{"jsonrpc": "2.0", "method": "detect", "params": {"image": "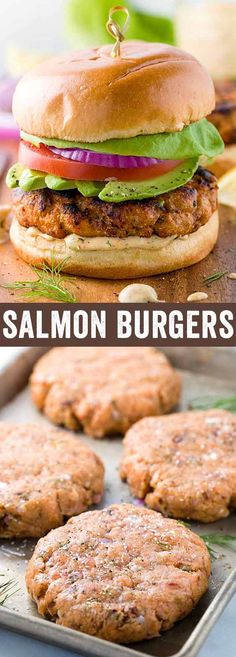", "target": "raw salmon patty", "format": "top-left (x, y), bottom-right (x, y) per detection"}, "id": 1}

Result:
top-left (0, 423), bottom-right (104, 538)
top-left (120, 410), bottom-right (236, 522)
top-left (30, 347), bottom-right (181, 438)
top-left (26, 503), bottom-right (210, 643)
